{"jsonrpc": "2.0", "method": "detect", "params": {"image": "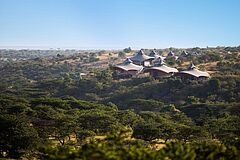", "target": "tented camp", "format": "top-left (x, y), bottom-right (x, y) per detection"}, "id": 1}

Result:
top-left (176, 63), bottom-right (210, 80)
top-left (113, 58), bottom-right (144, 78)
top-left (148, 50), bottom-right (159, 59)
top-left (190, 52), bottom-right (199, 56)
top-left (179, 51), bottom-right (188, 58)
top-left (149, 50), bottom-right (166, 62)
top-left (167, 51), bottom-right (175, 57)
top-left (144, 58), bottom-right (178, 78)
top-left (166, 50), bottom-right (178, 60)
top-left (130, 50), bottom-right (154, 66)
